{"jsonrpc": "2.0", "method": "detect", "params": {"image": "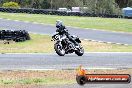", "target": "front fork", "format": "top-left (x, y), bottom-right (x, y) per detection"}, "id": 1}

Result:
top-left (56, 41), bottom-right (63, 50)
